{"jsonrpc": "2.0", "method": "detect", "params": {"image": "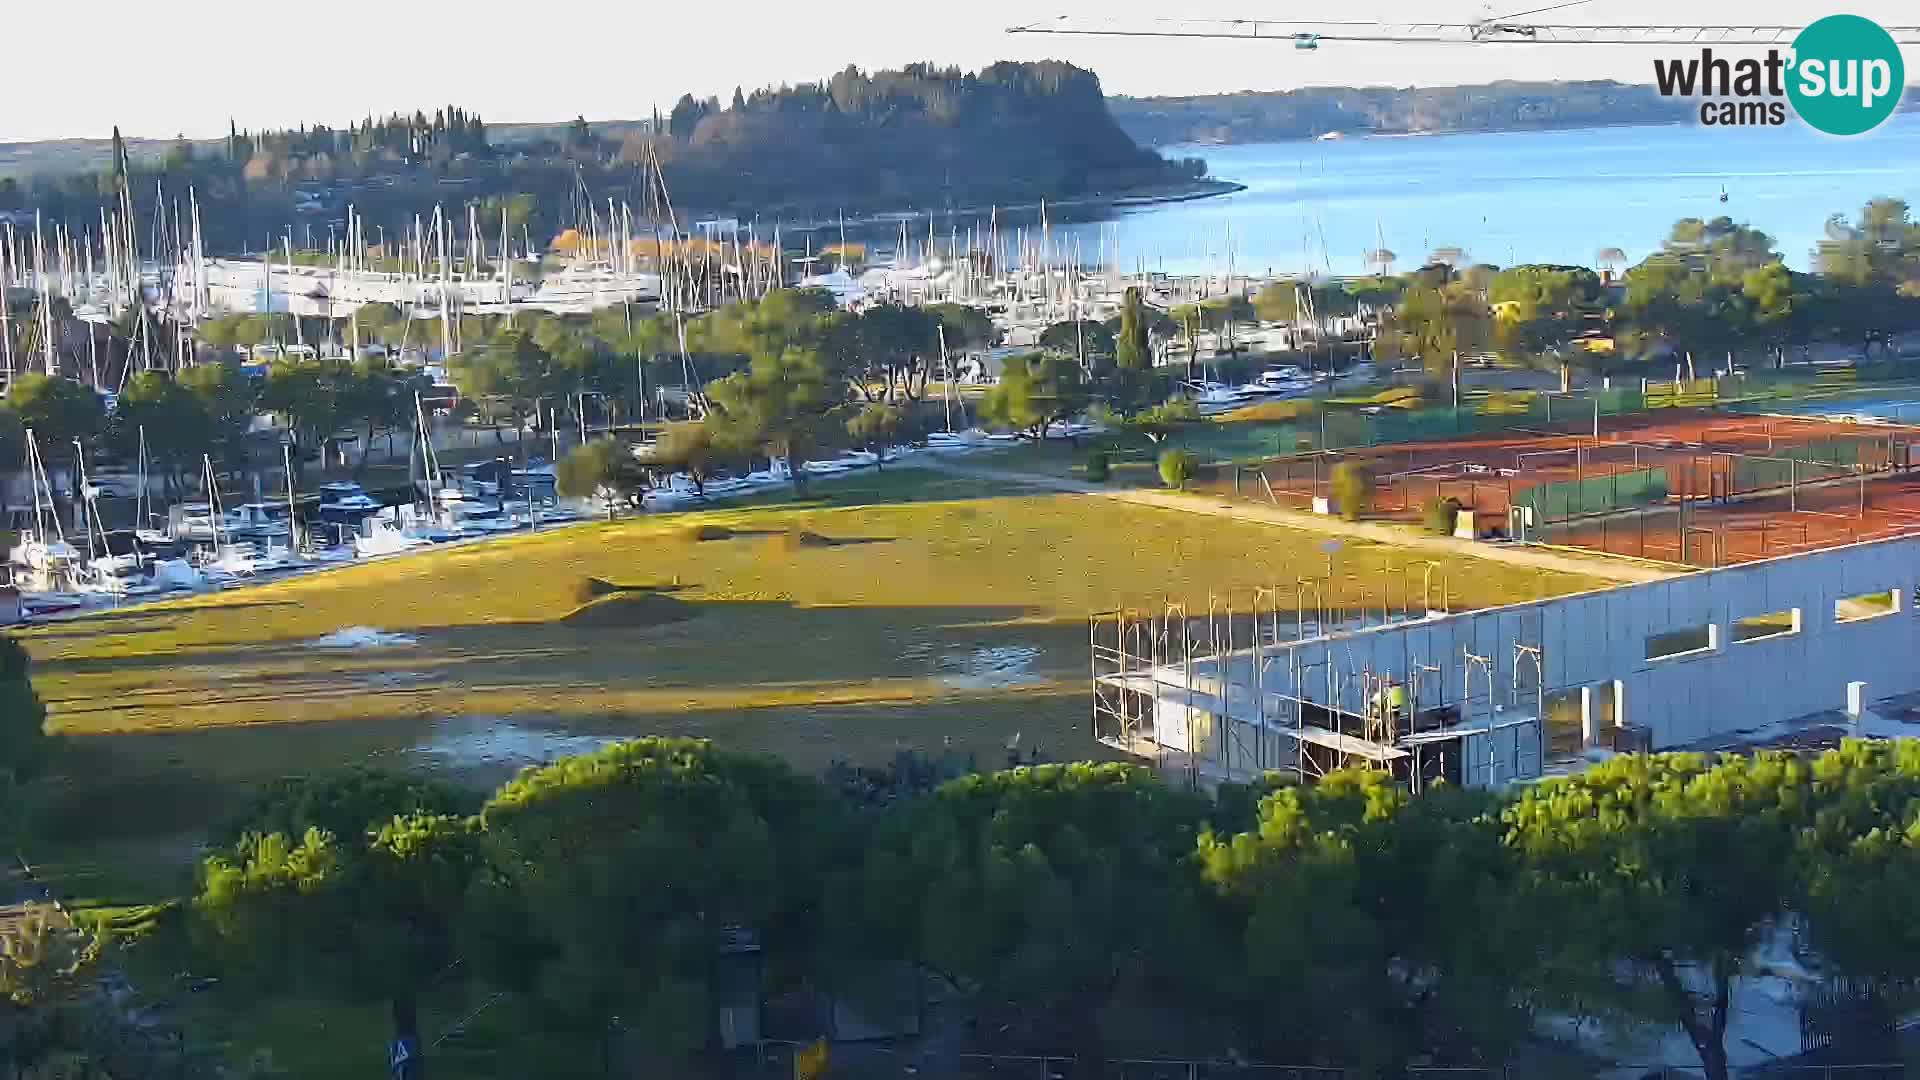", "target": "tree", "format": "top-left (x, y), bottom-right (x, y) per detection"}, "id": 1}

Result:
top-left (178, 361), bottom-right (261, 472)
top-left (555, 439), bottom-right (647, 517)
top-left (1121, 399), bottom-right (1199, 446)
top-left (860, 764), bottom-right (1208, 1071)
top-left (648, 421), bottom-right (732, 495)
top-left (1037, 320), bottom-right (1115, 366)
top-left (351, 301), bottom-right (406, 349)
top-left (1664, 216), bottom-right (1780, 278)
top-left (1618, 254), bottom-right (1706, 362)
top-left (1329, 460), bottom-right (1374, 521)
top-left (1796, 740), bottom-right (1920, 997)
top-left (1489, 265), bottom-right (1601, 386)
top-left (1198, 771), bottom-right (1538, 1070)
top-left (1158, 448), bottom-right (1197, 490)
top-left (194, 814), bottom-right (481, 1077)
top-left (259, 359), bottom-right (347, 468)
top-left (1740, 262), bottom-right (1806, 365)
top-left (0, 407), bottom-right (21, 479)
top-left (1506, 752), bottom-right (1814, 1080)
top-left (475, 740), bottom-right (838, 1067)
top-left (111, 372), bottom-right (207, 488)
top-left (844, 402), bottom-right (910, 468)
top-left (217, 767), bottom-right (470, 851)
top-left (852, 304), bottom-right (941, 402)
top-left (704, 331), bottom-right (843, 493)
top-left (9, 375), bottom-right (104, 460)
top-left (1114, 287), bottom-right (1152, 371)
top-left (0, 638), bottom-right (48, 788)
top-left (451, 325), bottom-right (559, 503)
top-left (0, 904), bottom-right (103, 1077)
top-left (1253, 280), bottom-right (1302, 324)
top-left (926, 303), bottom-right (996, 355)
top-left (450, 325), bottom-right (556, 429)
top-left (979, 352), bottom-right (1086, 442)
top-left (339, 356), bottom-right (422, 476)
top-left (1818, 198), bottom-right (1920, 289)
top-left (1385, 285), bottom-right (1490, 374)
top-left (1811, 200), bottom-right (1920, 356)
